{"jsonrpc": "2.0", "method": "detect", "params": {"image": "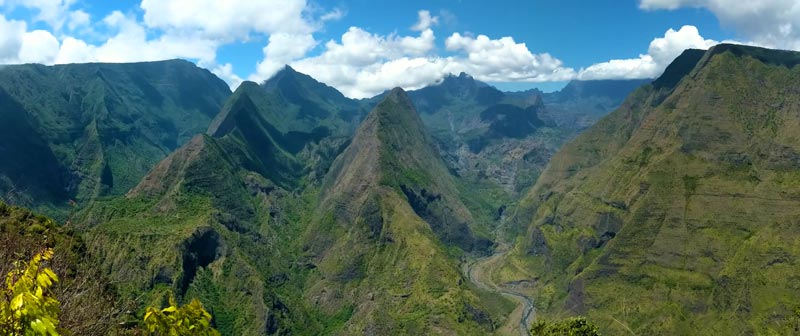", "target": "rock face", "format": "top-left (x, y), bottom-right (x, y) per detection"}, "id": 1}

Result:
top-left (508, 44), bottom-right (800, 335)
